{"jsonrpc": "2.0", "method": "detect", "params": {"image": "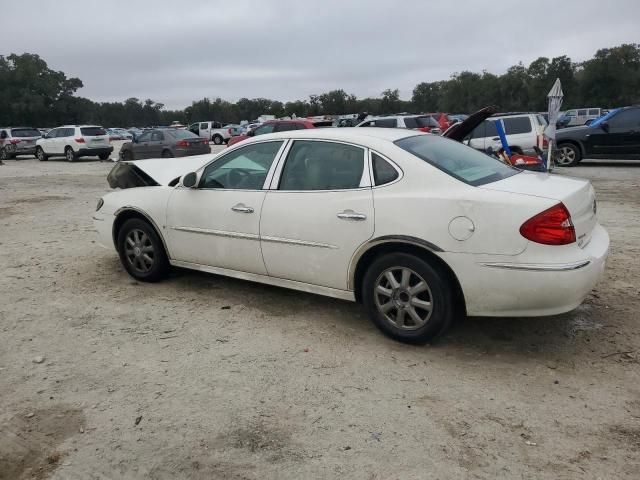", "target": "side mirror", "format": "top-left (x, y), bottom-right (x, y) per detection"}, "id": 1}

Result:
top-left (600, 121), bottom-right (609, 132)
top-left (182, 172), bottom-right (198, 188)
